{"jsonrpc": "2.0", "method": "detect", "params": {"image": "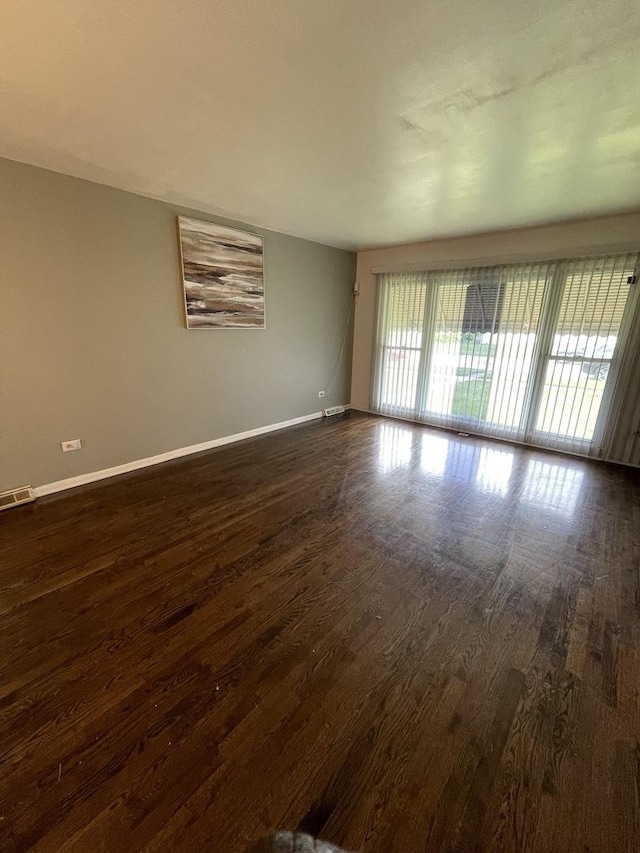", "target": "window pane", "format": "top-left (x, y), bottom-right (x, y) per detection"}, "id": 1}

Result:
top-left (551, 257), bottom-right (632, 357)
top-left (423, 264), bottom-right (551, 435)
top-left (535, 255), bottom-right (636, 445)
top-left (375, 274), bottom-right (427, 414)
top-left (534, 358), bottom-right (608, 442)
